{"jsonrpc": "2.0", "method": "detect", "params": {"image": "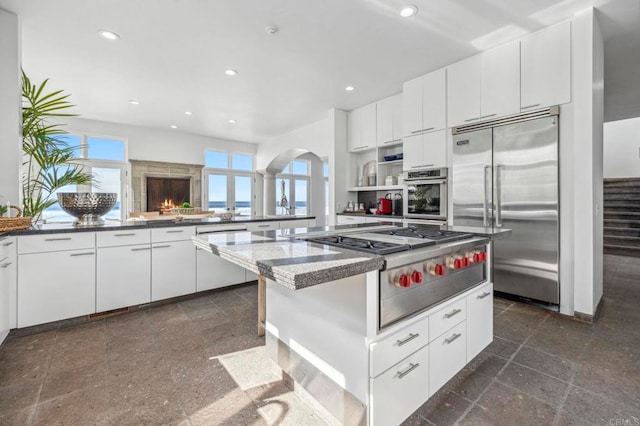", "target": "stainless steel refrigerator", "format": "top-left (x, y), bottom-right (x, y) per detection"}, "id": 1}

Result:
top-left (452, 107), bottom-right (559, 304)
